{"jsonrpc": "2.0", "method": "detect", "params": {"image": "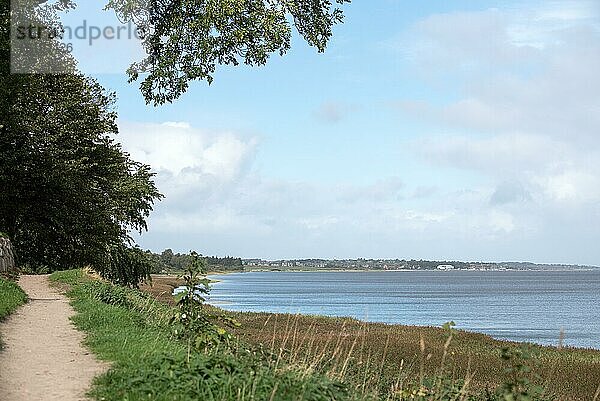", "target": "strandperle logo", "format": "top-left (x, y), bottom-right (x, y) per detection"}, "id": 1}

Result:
top-left (10, 0), bottom-right (143, 74)
top-left (14, 20), bottom-right (140, 48)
